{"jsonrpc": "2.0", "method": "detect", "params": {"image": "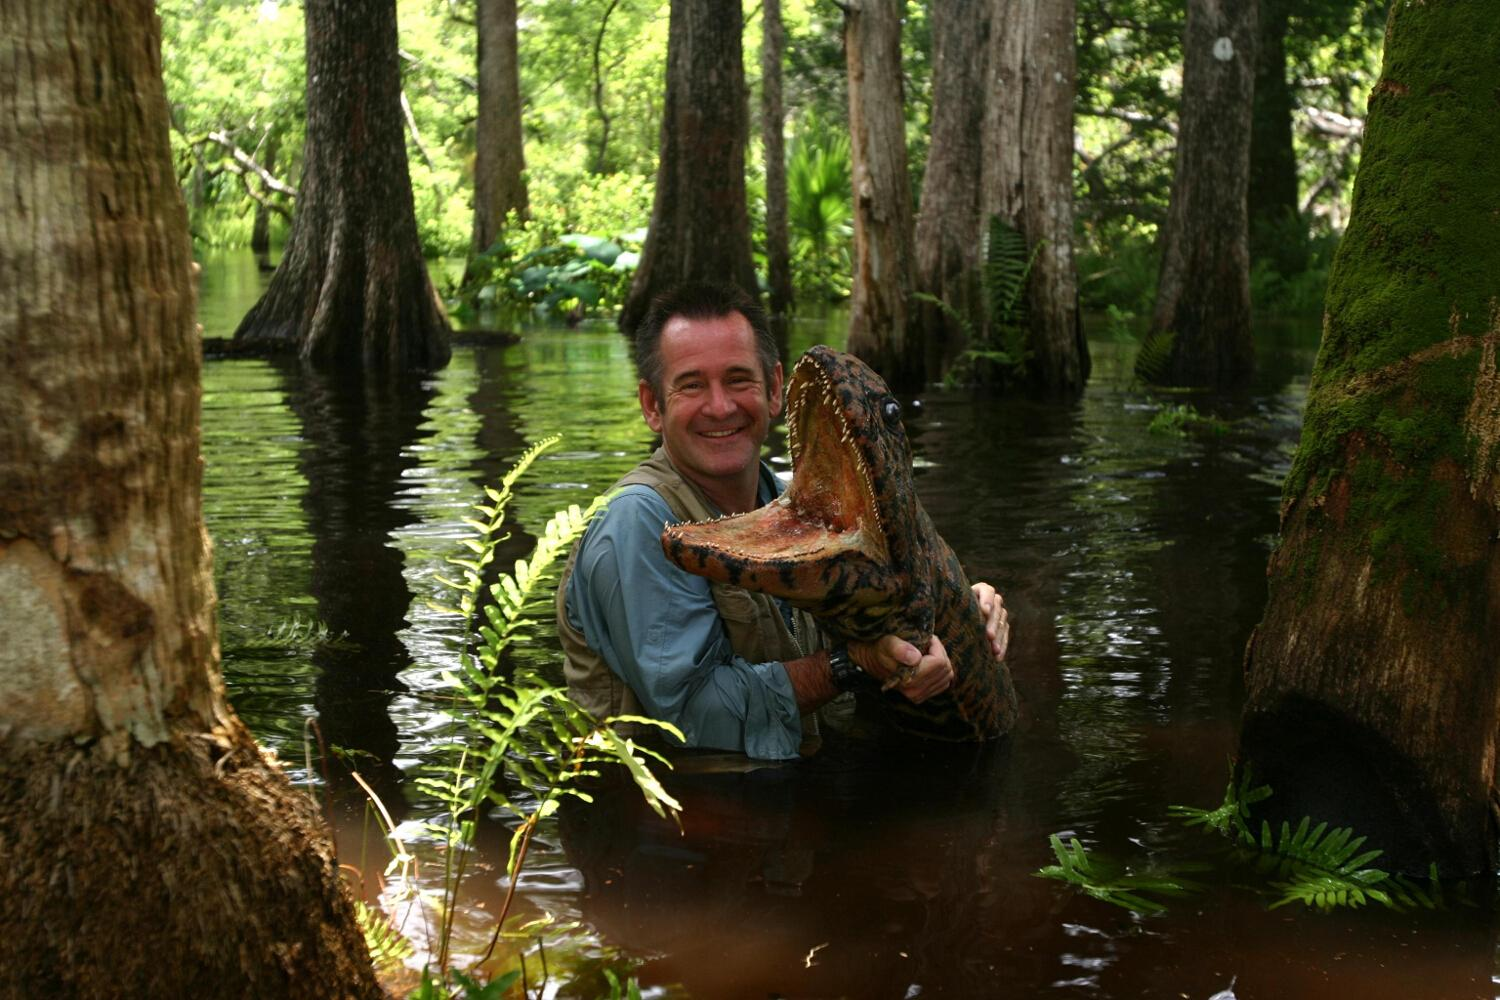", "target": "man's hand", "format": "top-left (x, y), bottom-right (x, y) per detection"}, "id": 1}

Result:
top-left (848, 634), bottom-right (955, 704)
top-left (971, 582), bottom-right (1009, 661)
